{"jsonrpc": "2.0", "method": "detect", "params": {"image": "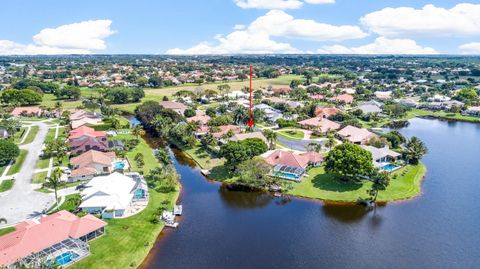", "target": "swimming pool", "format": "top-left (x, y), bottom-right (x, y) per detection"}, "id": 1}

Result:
top-left (113, 161), bottom-right (126, 170)
top-left (382, 164), bottom-right (400, 172)
top-left (49, 251), bottom-right (79, 266)
top-left (272, 172), bottom-right (300, 180)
